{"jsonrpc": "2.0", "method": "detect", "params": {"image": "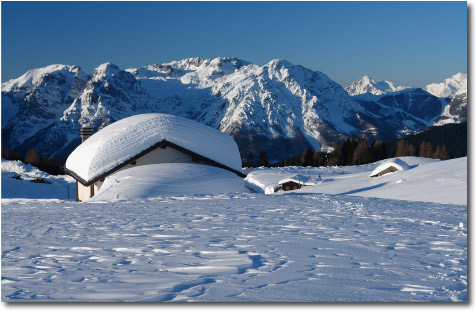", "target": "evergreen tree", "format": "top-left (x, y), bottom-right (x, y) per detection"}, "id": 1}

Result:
top-left (282, 154), bottom-right (296, 167)
top-left (24, 148), bottom-right (41, 165)
top-left (330, 142), bottom-right (343, 166)
top-left (381, 142), bottom-right (388, 160)
top-left (405, 142), bottom-right (416, 157)
top-left (257, 149), bottom-right (269, 167)
top-left (1, 144), bottom-right (20, 161)
top-left (245, 151), bottom-right (254, 168)
top-left (433, 145), bottom-right (441, 160)
top-left (9, 149), bottom-right (20, 161)
top-left (418, 142), bottom-right (426, 157)
top-left (418, 141), bottom-right (434, 158)
top-left (433, 145), bottom-right (449, 160)
top-left (371, 140), bottom-right (387, 161)
top-left (352, 138), bottom-right (374, 165)
top-left (440, 145), bottom-right (448, 160)
top-left (395, 140), bottom-right (416, 157)
top-left (395, 140), bottom-right (405, 157)
top-left (325, 155), bottom-right (340, 166)
top-left (1, 144), bottom-right (8, 159)
top-left (301, 147), bottom-right (314, 166)
top-left (312, 151), bottom-right (323, 167)
top-left (341, 138), bottom-right (358, 165)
